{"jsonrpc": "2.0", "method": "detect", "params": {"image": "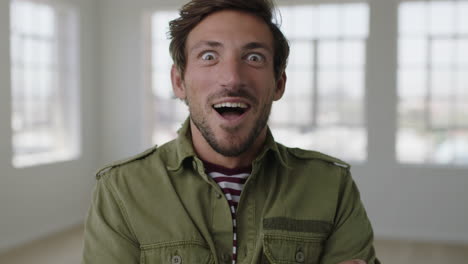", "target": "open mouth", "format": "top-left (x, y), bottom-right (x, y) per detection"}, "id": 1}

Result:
top-left (213, 102), bottom-right (249, 120)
